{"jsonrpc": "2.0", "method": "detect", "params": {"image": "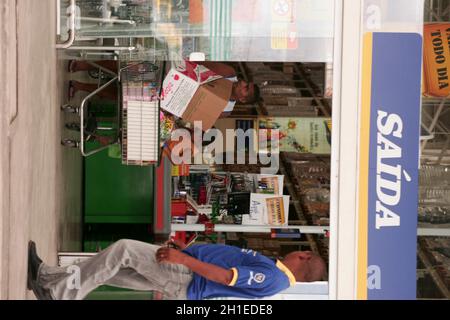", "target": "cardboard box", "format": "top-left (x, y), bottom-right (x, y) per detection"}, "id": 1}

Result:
top-left (161, 61), bottom-right (233, 130)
